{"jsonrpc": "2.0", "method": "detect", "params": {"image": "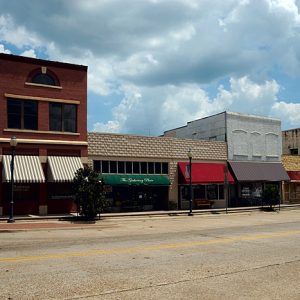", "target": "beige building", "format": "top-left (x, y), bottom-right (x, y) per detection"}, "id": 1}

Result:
top-left (282, 128), bottom-right (300, 204)
top-left (282, 155), bottom-right (300, 204)
top-left (88, 132), bottom-right (229, 211)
